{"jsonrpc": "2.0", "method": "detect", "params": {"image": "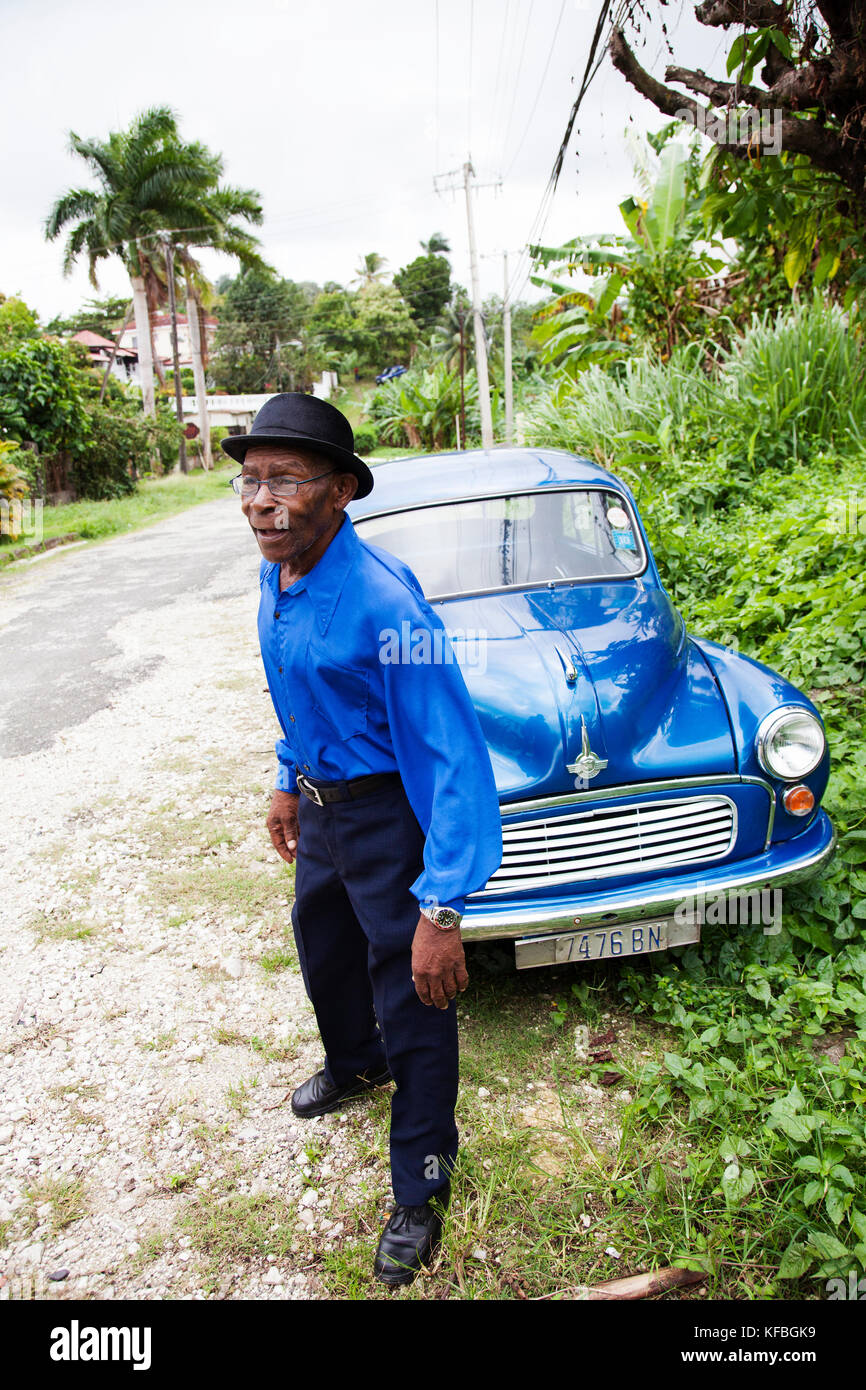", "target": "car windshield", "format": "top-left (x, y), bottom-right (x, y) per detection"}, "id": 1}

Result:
top-left (354, 488), bottom-right (645, 598)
